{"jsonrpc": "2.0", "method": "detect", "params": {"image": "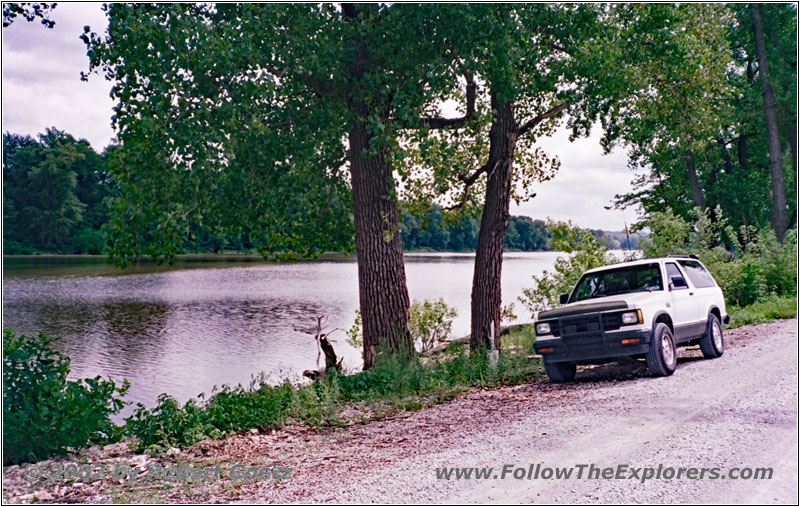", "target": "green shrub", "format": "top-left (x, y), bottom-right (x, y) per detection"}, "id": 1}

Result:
top-left (2, 329), bottom-right (128, 465)
top-left (520, 220), bottom-right (614, 313)
top-left (125, 395), bottom-right (215, 453)
top-left (409, 298), bottom-right (458, 352)
top-left (68, 228), bottom-right (106, 254)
